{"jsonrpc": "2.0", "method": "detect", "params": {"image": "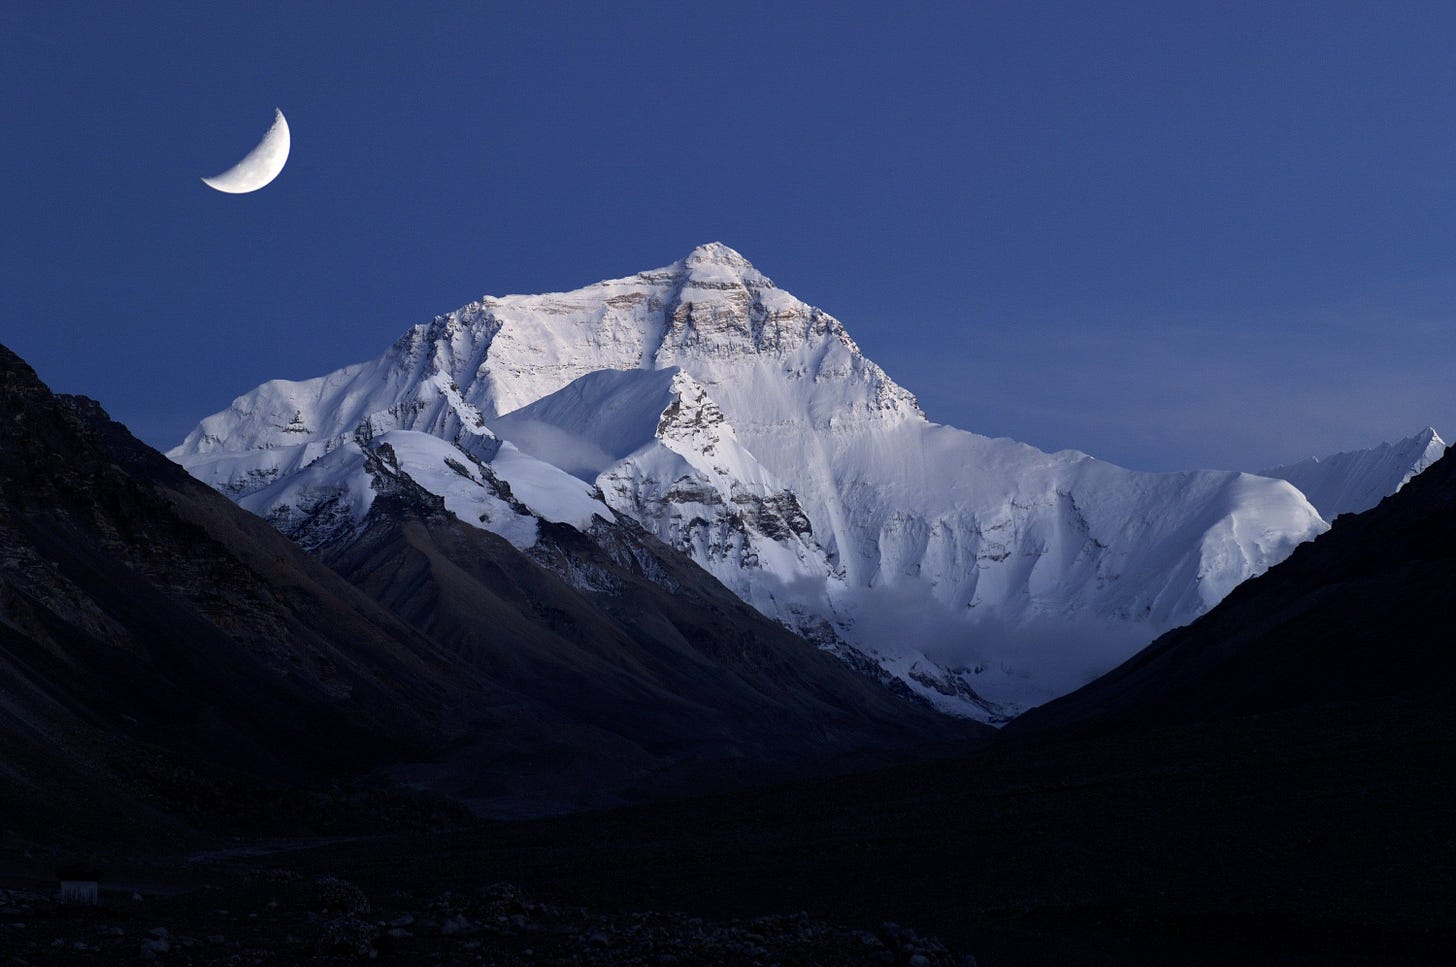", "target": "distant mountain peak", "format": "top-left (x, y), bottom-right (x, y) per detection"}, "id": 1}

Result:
top-left (684, 241), bottom-right (753, 269)
top-left (1259, 427), bottom-right (1447, 521)
top-left (670, 242), bottom-right (776, 289)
